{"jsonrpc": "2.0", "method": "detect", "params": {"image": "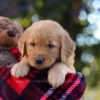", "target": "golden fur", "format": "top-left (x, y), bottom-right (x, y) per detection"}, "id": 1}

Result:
top-left (11, 20), bottom-right (76, 88)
